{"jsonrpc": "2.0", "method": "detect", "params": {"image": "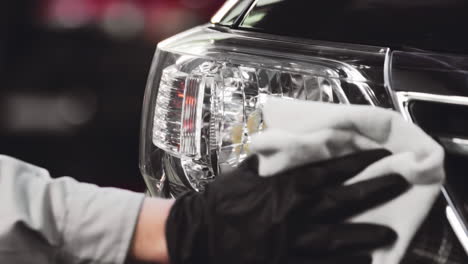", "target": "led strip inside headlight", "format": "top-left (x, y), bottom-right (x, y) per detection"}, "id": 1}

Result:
top-left (140, 25), bottom-right (392, 196)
